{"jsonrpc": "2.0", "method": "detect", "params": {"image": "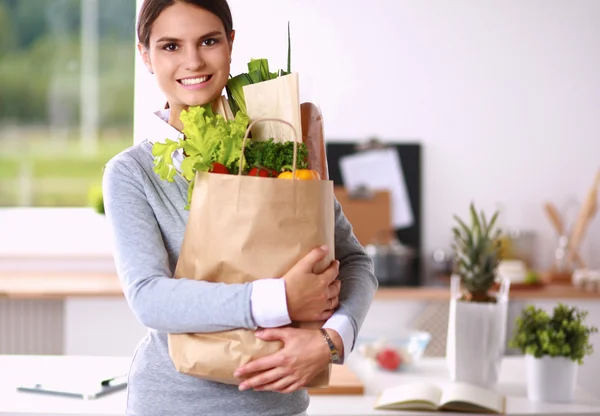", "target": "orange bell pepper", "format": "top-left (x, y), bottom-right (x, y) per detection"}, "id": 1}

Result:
top-left (277, 169), bottom-right (321, 180)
